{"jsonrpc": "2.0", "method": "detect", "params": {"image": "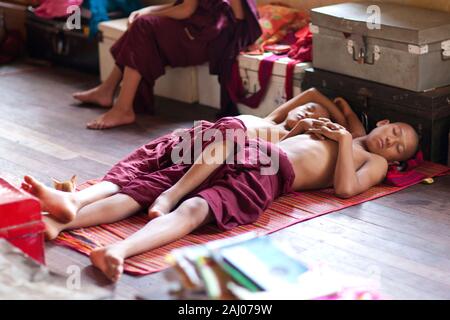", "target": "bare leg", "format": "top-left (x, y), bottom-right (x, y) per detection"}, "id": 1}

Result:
top-left (44, 193), bottom-right (141, 240)
top-left (148, 140), bottom-right (231, 219)
top-left (86, 66), bottom-right (141, 130)
top-left (73, 66), bottom-right (122, 108)
top-left (90, 197), bottom-right (213, 282)
top-left (21, 175), bottom-right (120, 223)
